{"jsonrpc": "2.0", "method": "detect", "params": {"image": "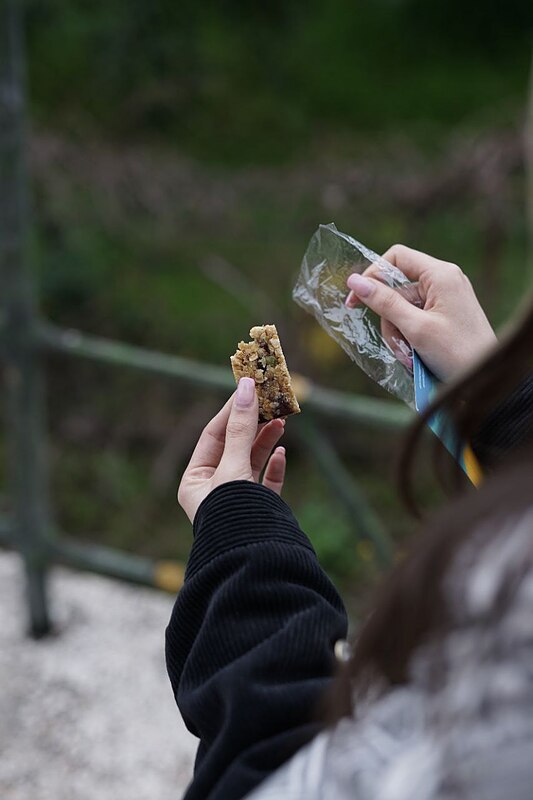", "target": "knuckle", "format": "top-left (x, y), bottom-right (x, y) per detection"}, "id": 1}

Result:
top-left (406, 318), bottom-right (426, 344)
top-left (444, 262), bottom-right (463, 280)
top-left (363, 263), bottom-right (380, 279)
top-left (226, 417), bottom-right (253, 438)
top-left (410, 316), bottom-right (438, 345)
top-left (387, 243), bottom-right (407, 261)
top-left (458, 270), bottom-right (473, 290)
top-left (203, 423), bottom-right (225, 446)
top-left (380, 289), bottom-right (400, 316)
